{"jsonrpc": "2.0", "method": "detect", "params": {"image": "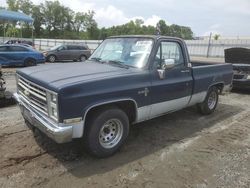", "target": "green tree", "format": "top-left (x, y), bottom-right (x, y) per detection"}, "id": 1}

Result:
top-left (214, 34), bottom-right (220, 40)
top-left (32, 4), bottom-right (44, 37)
top-left (3, 0), bottom-right (194, 40)
top-left (6, 0), bottom-right (19, 11)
